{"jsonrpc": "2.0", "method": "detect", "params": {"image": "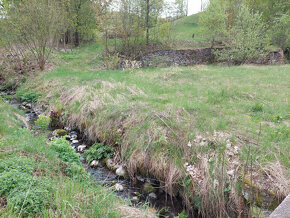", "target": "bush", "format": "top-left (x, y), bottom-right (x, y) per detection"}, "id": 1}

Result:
top-left (50, 137), bottom-right (81, 165)
top-left (199, 0), bottom-right (227, 47)
top-left (215, 5), bottom-right (268, 64)
top-left (84, 143), bottom-right (115, 163)
top-left (270, 14), bottom-right (290, 51)
top-left (35, 114), bottom-right (50, 130)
